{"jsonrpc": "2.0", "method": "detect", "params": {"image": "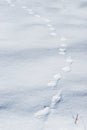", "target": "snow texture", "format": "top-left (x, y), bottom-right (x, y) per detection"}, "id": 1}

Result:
top-left (0, 0), bottom-right (87, 130)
